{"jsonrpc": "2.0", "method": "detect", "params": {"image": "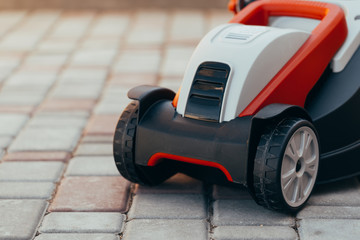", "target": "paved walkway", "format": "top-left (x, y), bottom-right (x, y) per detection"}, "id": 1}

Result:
top-left (0, 9), bottom-right (360, 240)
